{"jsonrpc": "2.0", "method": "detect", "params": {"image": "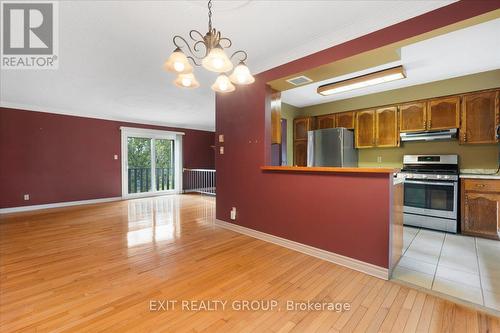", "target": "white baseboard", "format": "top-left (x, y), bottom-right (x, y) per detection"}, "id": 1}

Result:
top-left (0, 197), bottom-right (122, 214)
top-left (215, 219), bottom-right (389, 280)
